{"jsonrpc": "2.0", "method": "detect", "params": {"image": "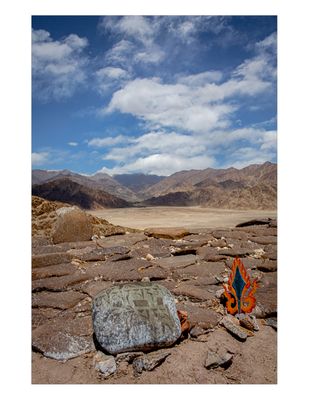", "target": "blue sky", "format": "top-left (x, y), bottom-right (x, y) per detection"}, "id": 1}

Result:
top-left (32, 16), bottom-right (277, 176)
